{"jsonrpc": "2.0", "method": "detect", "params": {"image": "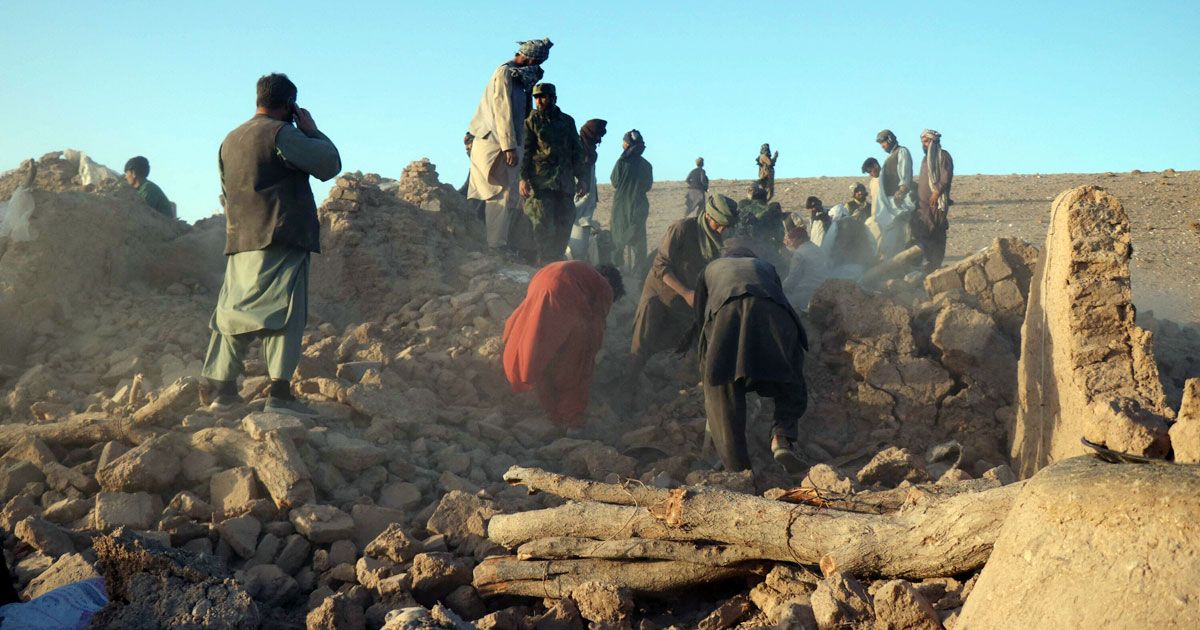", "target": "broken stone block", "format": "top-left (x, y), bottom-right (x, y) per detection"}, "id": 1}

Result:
top-left (365, 523), bottom-right (422, 564)
top-left (354, 555), bottom-right (394, 591)
top-left (15, 516), bottom-right (75, 557)
top-left (242, 411), bottom-right (308, 441)
top-left (181, 448), bottom-right (219, 483)
top-left (0, 459), bottom-right (44, 501)
top-left (275, 533), bottom-right (312, 575)
top-left (324, 432), bottom-right (387, 472)
top-left (217, 515), bottom-right (262, 559)
top-left (800, 464), bottom-right (859, 494)
top-left (168, 490), bottom-right (215, 521)
top-left (94, 492), bottom-right (160, 530)
top-left (531, 596), bottom-right (585, 630)
top-left (426, 490), bottom-right (495, 547)
top-left (290, 503), bottom-right (355, 544)
top-left (379, 481), bottom-right (422, 511)
top-left (210, 466), bottom-right (262, 516)
top-left (1169, 378), bottom-right (1200, 463)
top-left (872, 580), bottom-right (942, 630)
top-left (43, 497), bottom-right (90, 524)
top-left (95, 434), bottom-right (181, 493)
top-left (130, 376), bottom-right (200, 426)
top-left (856, 447), bottom-right (929, 488)
top-left (23, 552), bottom-right (99, 600)
top-left (351, 503), bottom-right (405, 550)
top-left (570, 581), bottom-right (634, 628)
top-left (923, 266), bottom-right (962, 297)
top-left (931, 303), bottom-right (1017, 403)
top-left (244, 563), bottom-right (299, 606)
top-left (410, 551), bottom-right (473, 598)
top-left (958, 457), bottom-right (1200, 628)
top-left (810, 572), bottom-right (872, 629)
top-left (563, 441), bottom-right (638, 480)
top-left (698, 594), bottom-right (753, 630)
